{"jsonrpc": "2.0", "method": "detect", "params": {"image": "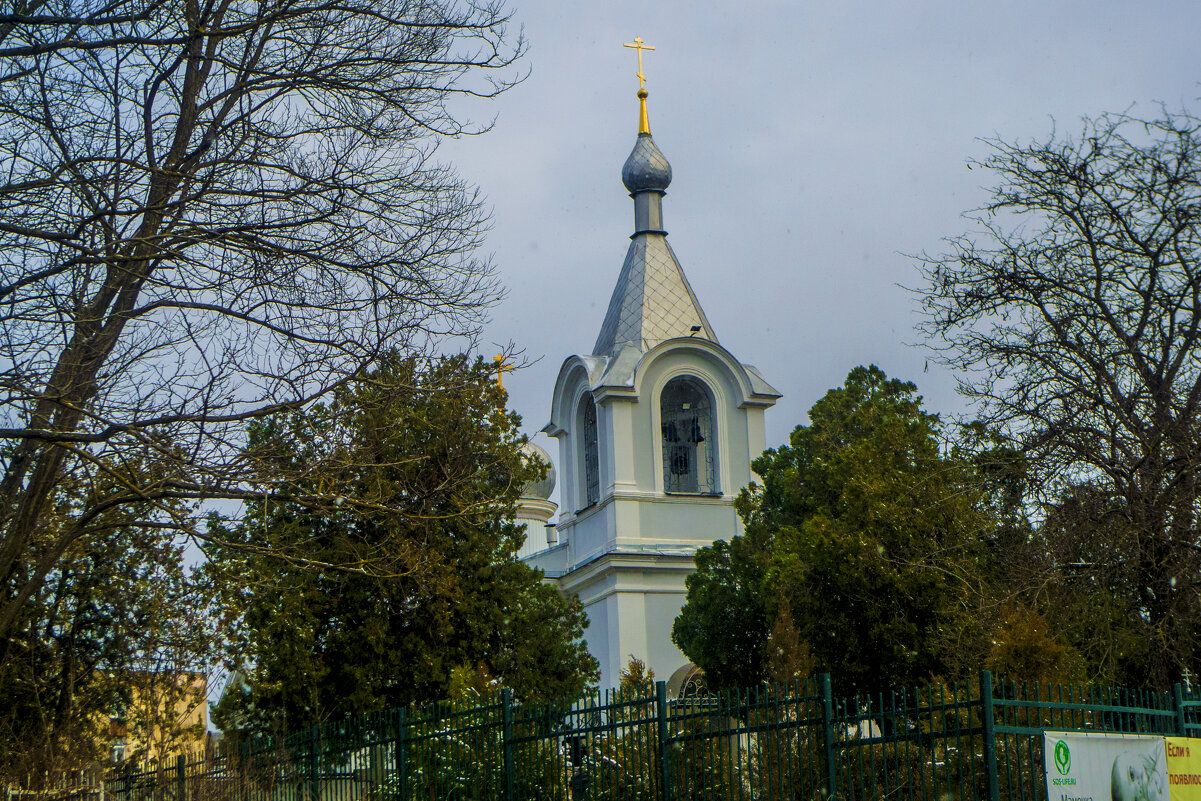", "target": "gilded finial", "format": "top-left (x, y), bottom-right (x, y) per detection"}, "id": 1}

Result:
top-left (623, 36), bottom-right (655, 91)
top-left (493, 353), bottom-right (514, 388)
top-left (623, 36), bottom-right (655, 134)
